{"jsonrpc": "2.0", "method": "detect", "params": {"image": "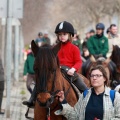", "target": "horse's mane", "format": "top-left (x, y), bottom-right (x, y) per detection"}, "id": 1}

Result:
top-left (111, 45), bottom-right (120, 66)
top-left (34, 44), bottom-right (59, 93)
